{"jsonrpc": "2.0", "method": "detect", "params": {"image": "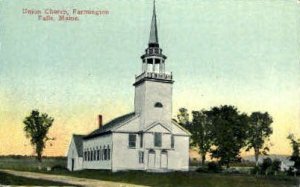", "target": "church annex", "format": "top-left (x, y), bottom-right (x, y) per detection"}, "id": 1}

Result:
top-left (67, 1), bottom-right (191, 172)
